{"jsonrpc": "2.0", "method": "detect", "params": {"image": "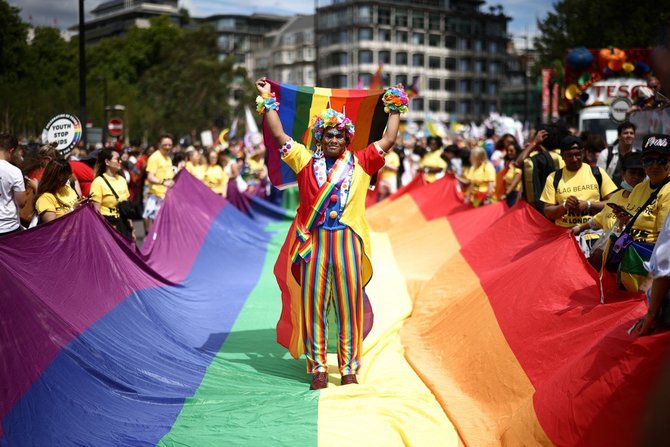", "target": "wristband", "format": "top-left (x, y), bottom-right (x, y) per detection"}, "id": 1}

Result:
top-left (382, 87), bottom-right (409, 114)
top-left (562, 200), bottom-right (567, 209)
top-left (255, 91), bottom-right (280, 115)
top-left (587, 200), bottom-right (592, 214)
